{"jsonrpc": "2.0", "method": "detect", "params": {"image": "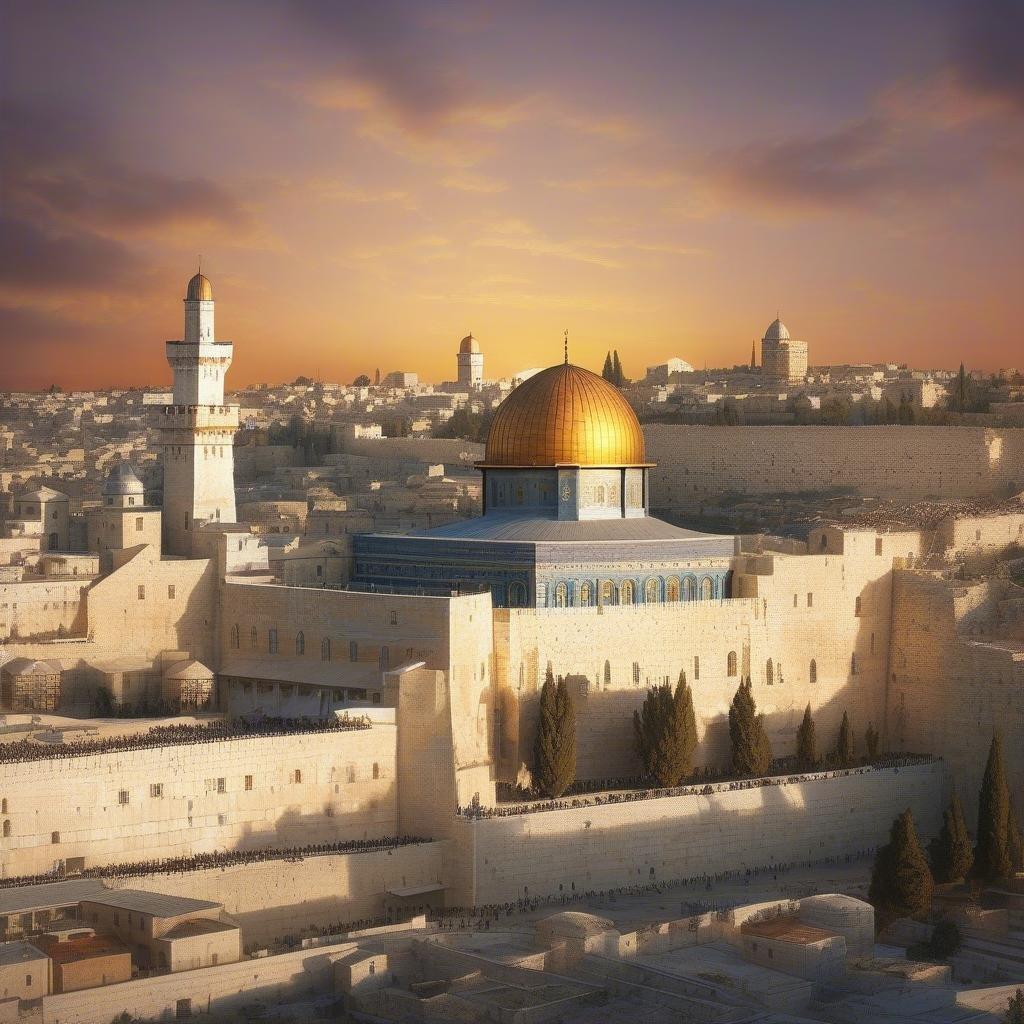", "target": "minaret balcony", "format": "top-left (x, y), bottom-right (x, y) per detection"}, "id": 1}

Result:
top-left (159, 405), bottom-right (240, 429)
